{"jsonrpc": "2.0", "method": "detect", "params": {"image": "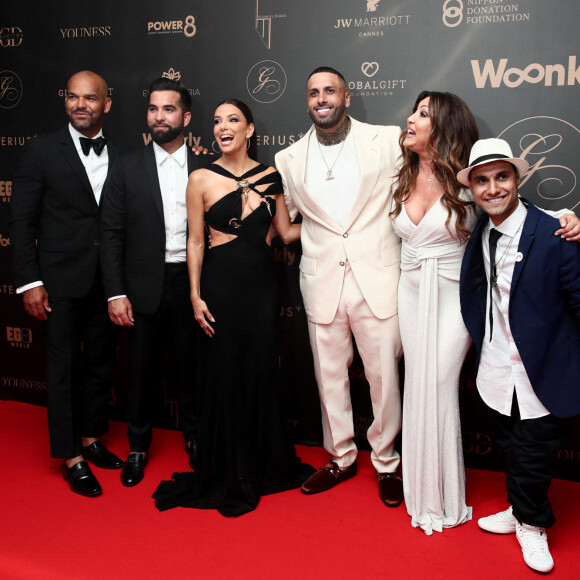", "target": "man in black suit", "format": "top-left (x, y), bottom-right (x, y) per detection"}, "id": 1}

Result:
top-left (10, 70), bottom-right (123, 497)
top-left (100, 78), bottom-right (205, 487)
